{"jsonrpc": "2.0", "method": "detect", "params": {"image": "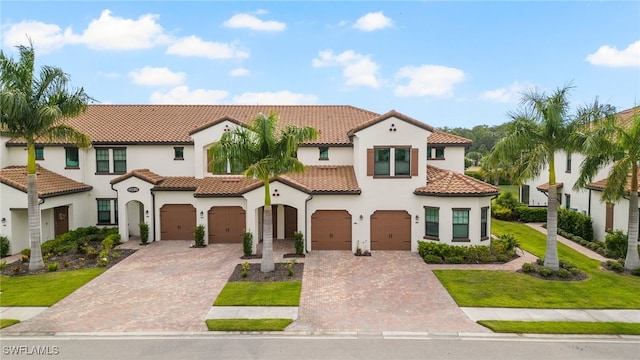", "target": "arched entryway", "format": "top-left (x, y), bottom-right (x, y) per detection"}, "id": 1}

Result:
top-left (126, 200), bottom-right (144, 240)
